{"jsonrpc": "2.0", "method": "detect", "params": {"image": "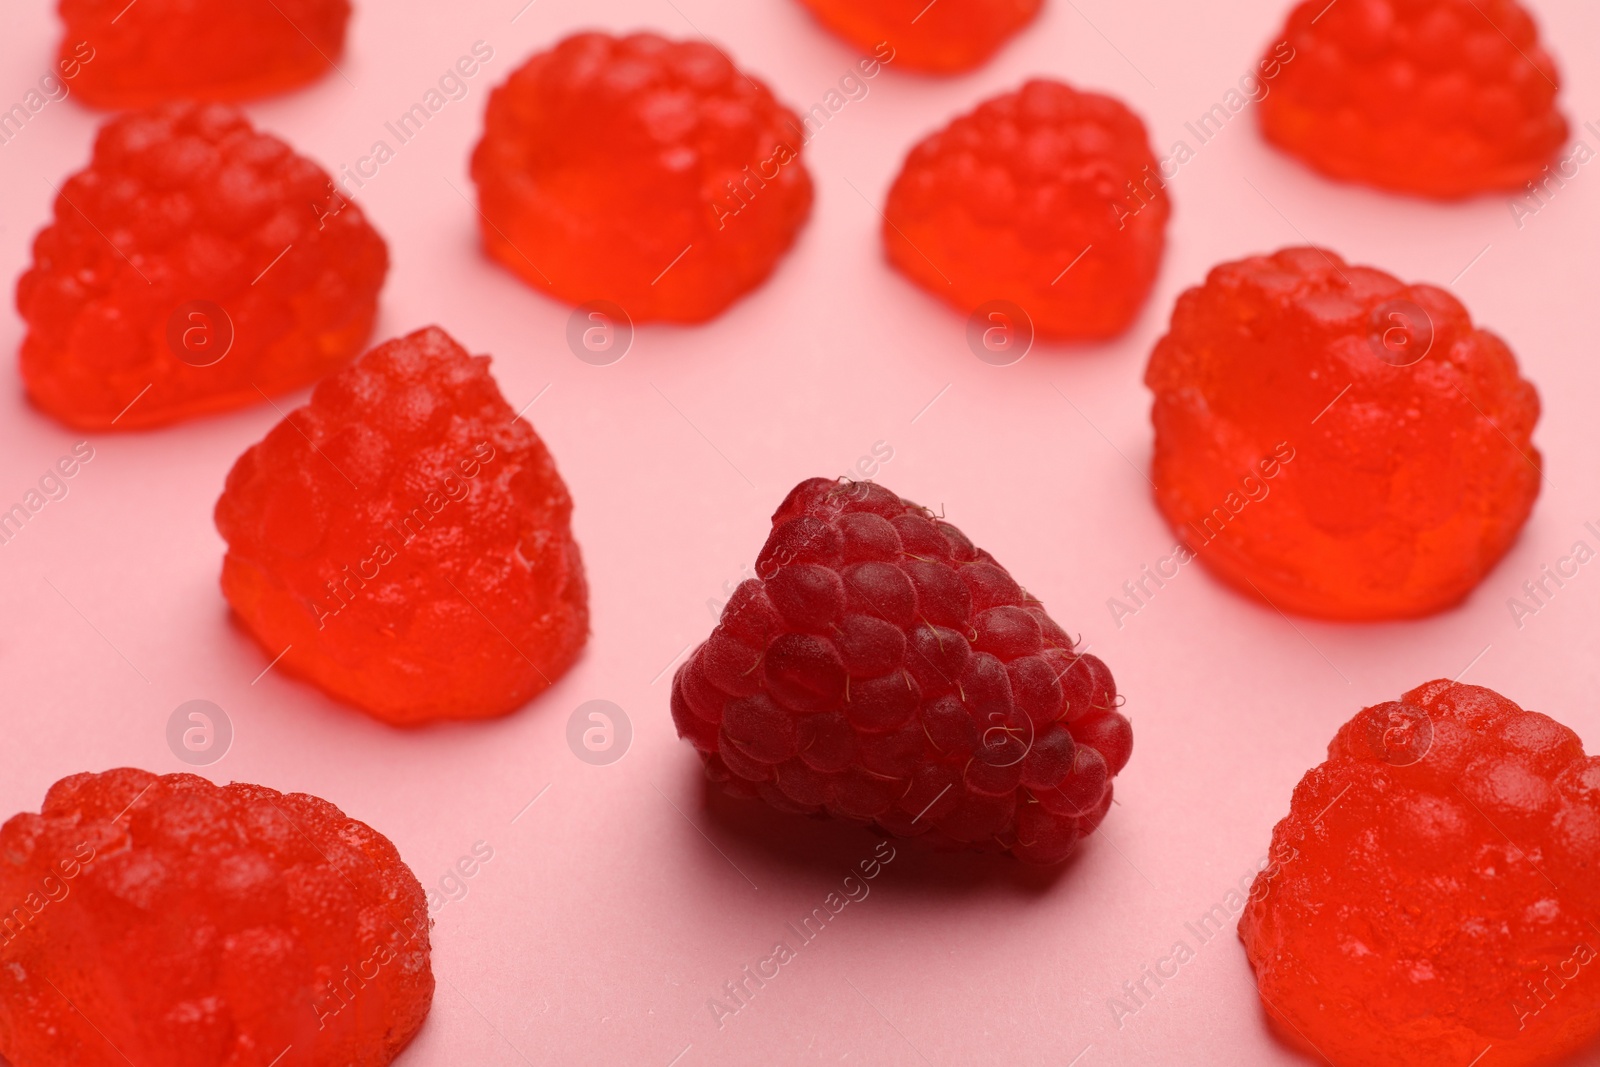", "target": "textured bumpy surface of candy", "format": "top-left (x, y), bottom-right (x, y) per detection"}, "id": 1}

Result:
top-left (1258, 0), bottom-right (1568, 198)
top-left (215, 326), bottom-right (588, 724)
top-left (60, 0), bottom-right (349, 107)
top-left (1145, 246), bottom-right (1540, 620)
top-left (0, 768), bottom-right (432, 1067)
top-left (1240, 682), bottom-right (1600, 1067)
top-left (17, 103), bottom-right (387, 431)
top-left (470, 31), bottom-right (813, 323)
top-left (795, 0), bottom-right (1041, 73)
top-left (883, 79), bottom-right (1169, 340)
top-left (672, 477), bottom-right (1132, 864)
